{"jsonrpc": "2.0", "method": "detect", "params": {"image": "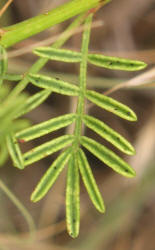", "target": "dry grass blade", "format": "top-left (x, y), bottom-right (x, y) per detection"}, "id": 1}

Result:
top-left (126, 109), bottom-right (155, 184)
top-left (0, 0), bottom-right (14, 18)
top-left (104, 67), bottom-right (155, 96)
